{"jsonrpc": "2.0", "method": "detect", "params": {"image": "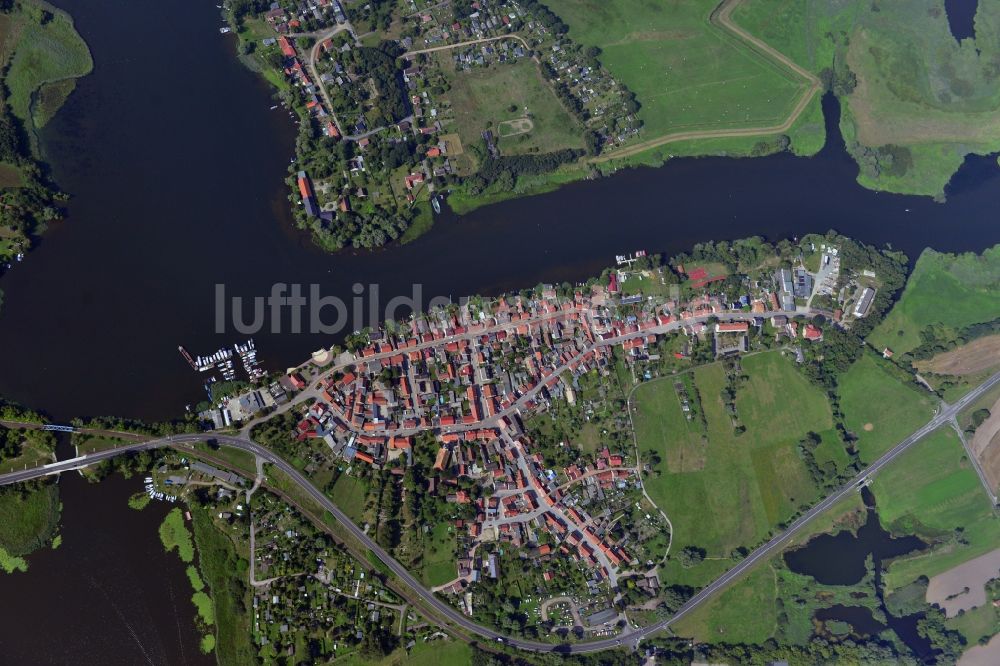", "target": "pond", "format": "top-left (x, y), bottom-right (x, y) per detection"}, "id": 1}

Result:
top-left (944, 0), bottom-right (979, 41)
